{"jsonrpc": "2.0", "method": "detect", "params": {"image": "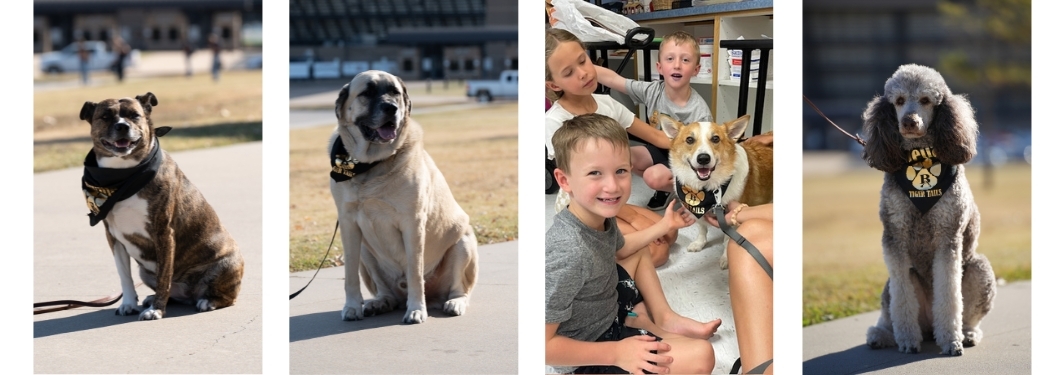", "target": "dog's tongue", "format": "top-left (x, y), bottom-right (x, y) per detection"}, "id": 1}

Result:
top-left (115, 139), bottom-right (131, 148)
top-left (696, 168), bottom-right (712, 180)
top-left (377, 124), bottom-right (397, 141)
